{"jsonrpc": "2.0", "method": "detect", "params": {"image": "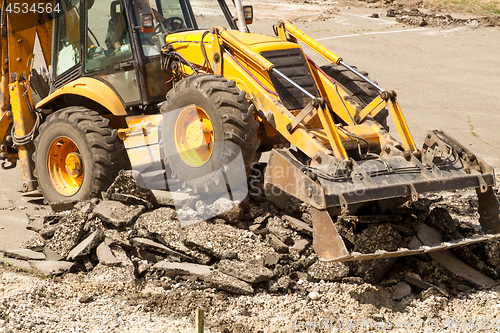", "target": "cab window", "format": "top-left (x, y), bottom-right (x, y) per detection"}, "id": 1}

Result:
top-left (84, 0), bottom-right (133, 73)
top-left (54, 0), bottom-right (81, 77)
